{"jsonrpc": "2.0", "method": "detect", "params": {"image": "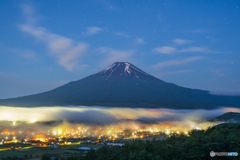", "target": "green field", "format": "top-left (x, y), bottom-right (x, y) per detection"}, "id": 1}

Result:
top-left (0, 143), bottom-right (102, 159)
